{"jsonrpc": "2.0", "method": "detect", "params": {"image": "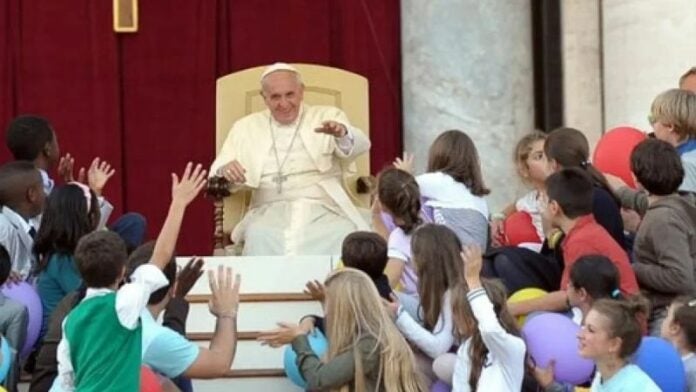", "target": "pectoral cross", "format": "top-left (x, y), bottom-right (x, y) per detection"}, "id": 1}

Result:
top-left (272, 173), bottom-right (288, 194)
top-left (113, 0), bottom-right (138, 33)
